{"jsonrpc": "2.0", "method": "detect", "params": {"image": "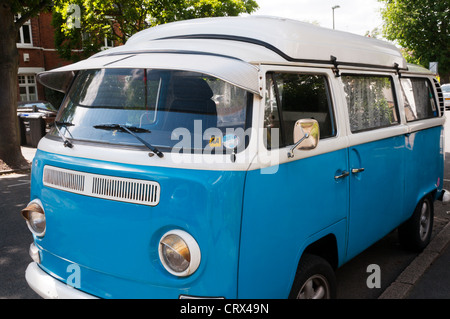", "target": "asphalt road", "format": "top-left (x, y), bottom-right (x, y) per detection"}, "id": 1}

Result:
top-left (0, 173), bottom-right (39, 299)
